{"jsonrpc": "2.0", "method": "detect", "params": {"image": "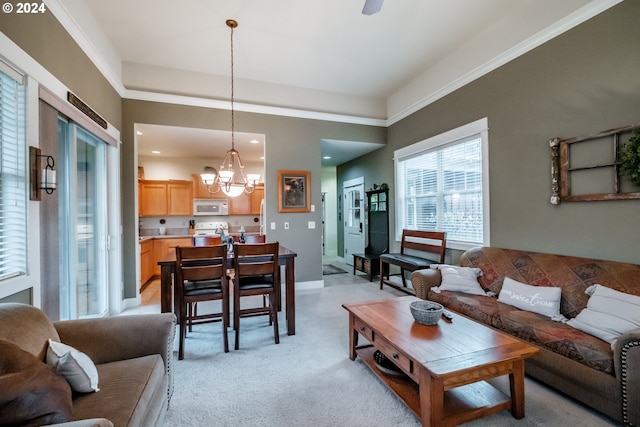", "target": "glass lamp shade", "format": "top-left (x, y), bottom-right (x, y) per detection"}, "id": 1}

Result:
top-left (221, 183), bottom-right (246, 197)
top-left (200, 173), bottom-right (216, 186)
top-left (40, 168), bottom-right (57, 191)
top-left (218, 170), bottom-right (234, 184)
top-left (246, 173), bottom-right (261, 185)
